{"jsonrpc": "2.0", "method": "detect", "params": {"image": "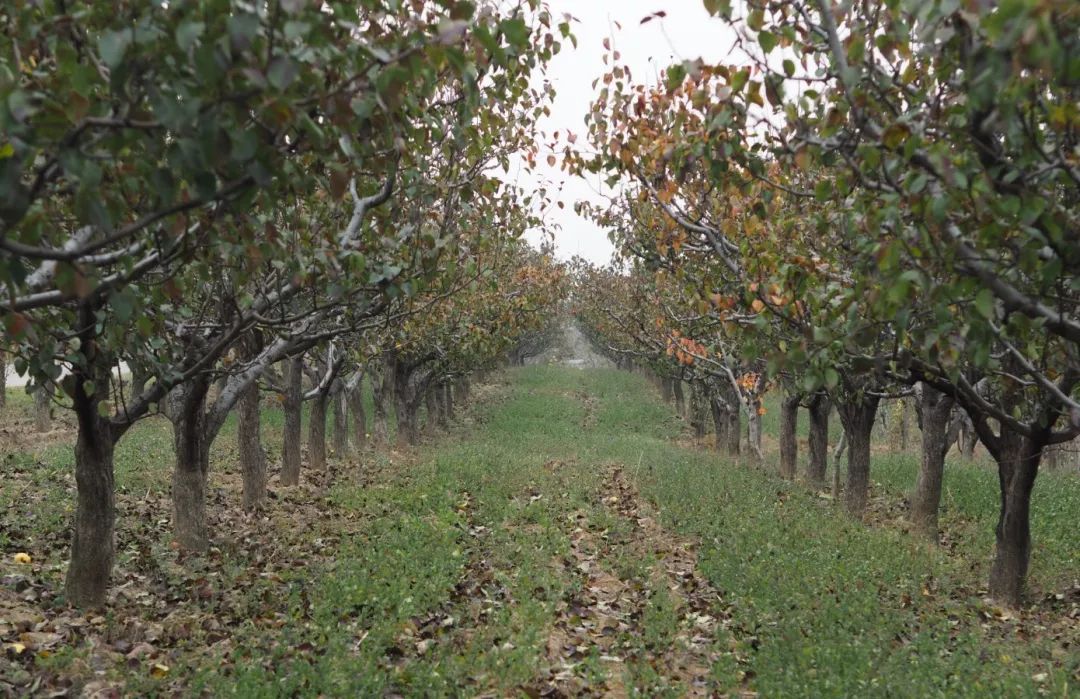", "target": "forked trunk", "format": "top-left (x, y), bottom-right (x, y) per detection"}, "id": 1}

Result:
top-left (280, 355), bottom-right (303, 486)
top-left (910, 384), bottom-right (953, 539)
top-left (807, 393), bottom-right (830, 485)
top-left (237, 380), bottom-right (266, 510)
top-left (779, 391), bottom-right (799, 480)
top-left (836, 392), bottom-right (880, 515)
top-left (171, 376), bottom-right (212, 551)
